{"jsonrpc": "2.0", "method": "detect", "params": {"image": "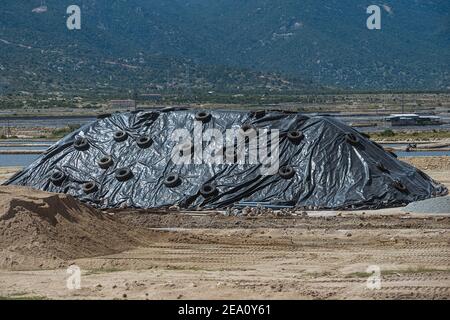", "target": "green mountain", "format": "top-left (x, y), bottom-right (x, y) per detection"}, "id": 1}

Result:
top-left (0, 0), bottom-right (448, 94)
